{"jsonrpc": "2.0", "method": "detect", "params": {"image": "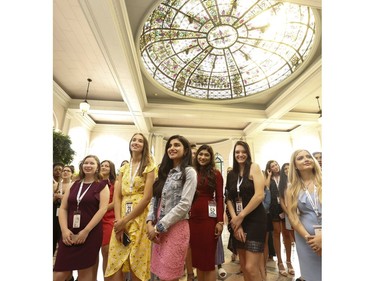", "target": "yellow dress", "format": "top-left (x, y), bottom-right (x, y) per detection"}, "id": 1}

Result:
top-left (105, 160), bottom-right (155, 281)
